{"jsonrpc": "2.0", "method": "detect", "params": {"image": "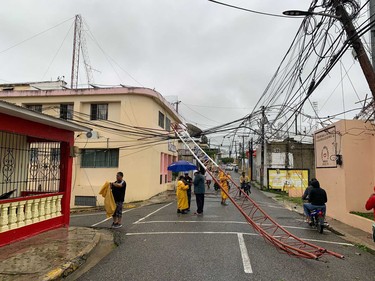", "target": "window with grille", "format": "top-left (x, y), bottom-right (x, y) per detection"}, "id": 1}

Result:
top-left (26, 104), bottom-right (42, 112)
top-left (158, 111), bottom-right (165, 128)
top-left (81, 149), bottom-right (119, 168)
top-left (90, 104), bottom-right (108, 120)
top-left (165, 117), bottom-right (171, 132)
top-left (60, 104), bottom-right (74, 120)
